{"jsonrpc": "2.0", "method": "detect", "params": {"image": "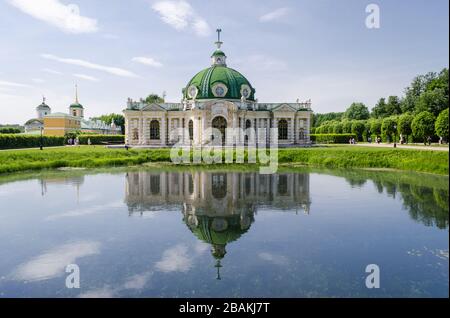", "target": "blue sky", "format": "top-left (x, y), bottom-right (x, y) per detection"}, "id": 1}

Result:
top-left (0, 0), bottom-right (448, 124)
